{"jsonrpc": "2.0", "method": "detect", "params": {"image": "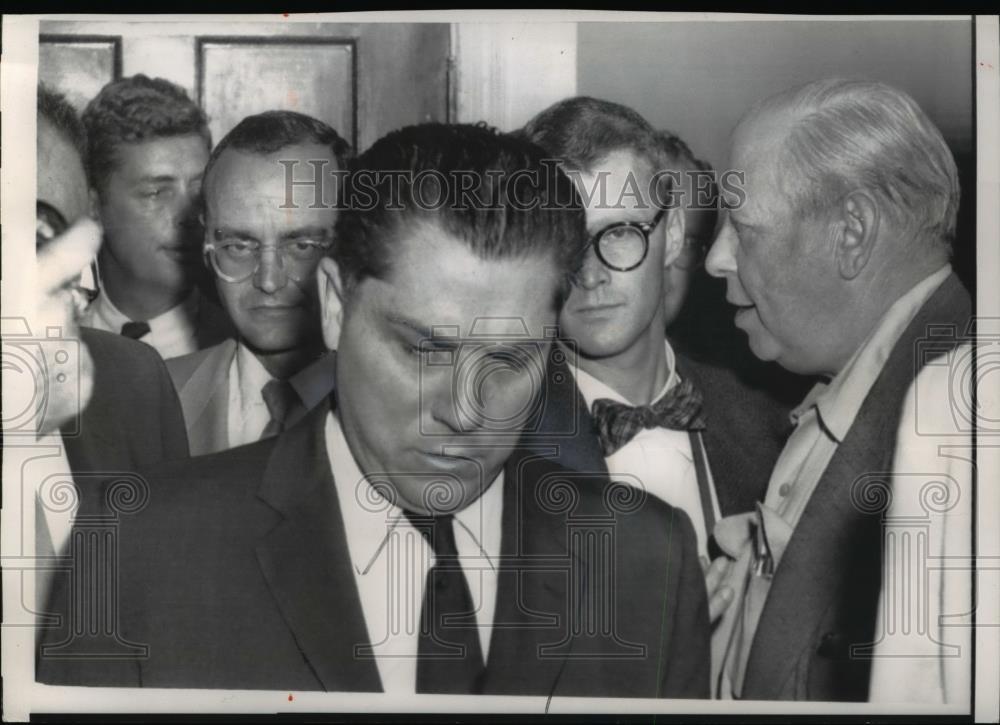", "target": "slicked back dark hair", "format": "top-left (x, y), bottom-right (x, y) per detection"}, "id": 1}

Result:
top-left (203, 110), bottom-right (351, 197)
top-left (332, 122), bottom-right (586, 300)
top-left (38, 84), bottom-right (88, 180)
top-left (521, 96), bottom-right (670, 179)
top-left (82, 74), bottom-right (210, 194)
